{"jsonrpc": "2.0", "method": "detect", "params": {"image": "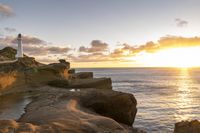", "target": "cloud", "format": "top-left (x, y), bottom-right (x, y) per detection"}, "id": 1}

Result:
top-left (0, 35), bottom-right (45, 46)
top-left (11, 35), bottom-right (45, 45)
top-left (79, 40), bottom-right (108, 53)
top-left (175, 18), bottom-right (188, 27)
top-left (112, 36), bottom-right (200, 56)
top-left (46, 46), bottom-right (71, 54)
top-left (69, 53), bottom-right (109, 62)
top-left (4, 27), bottom-right (16, 33)
top-left (0, 35), bottom-right (72, 57)
top-left (0, 27), bottom-right (16, 37)
top-left (72, 36), bottom-right (200, 63)
top-left (2, 34), bottom-right (200, 64)
top-left (0, 3), bottom-right (14, 18)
